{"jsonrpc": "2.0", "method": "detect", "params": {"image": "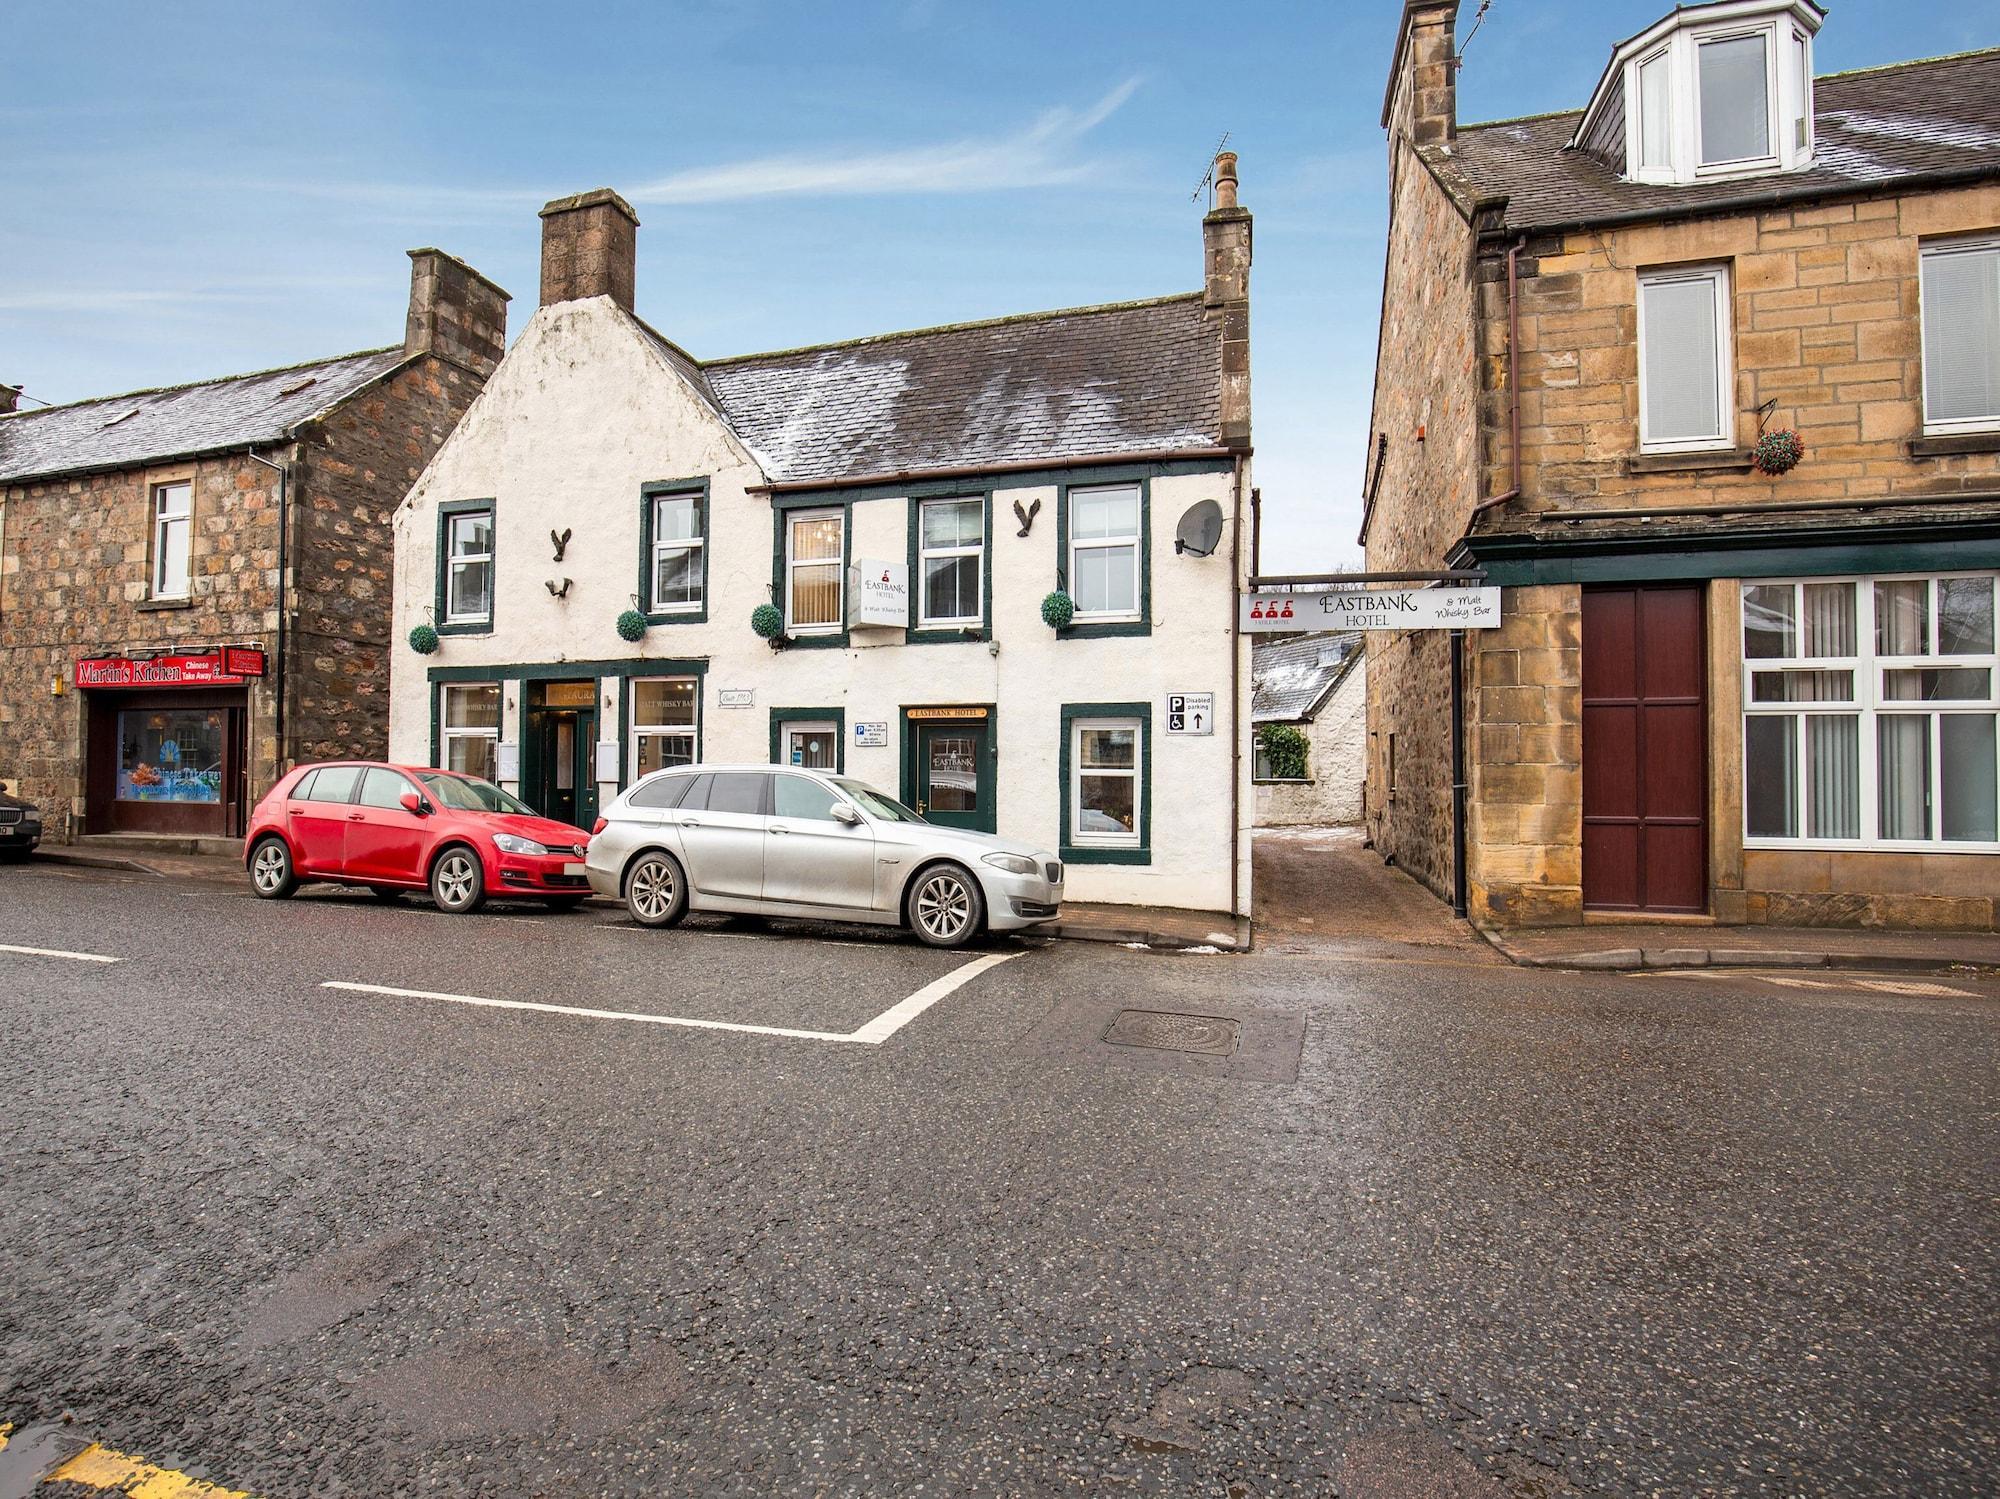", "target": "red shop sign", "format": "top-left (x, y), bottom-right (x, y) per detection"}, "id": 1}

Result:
top-left (220, 645), bottom-right (268, 678)
top-left (74, 653), bottom-right (250, 689)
